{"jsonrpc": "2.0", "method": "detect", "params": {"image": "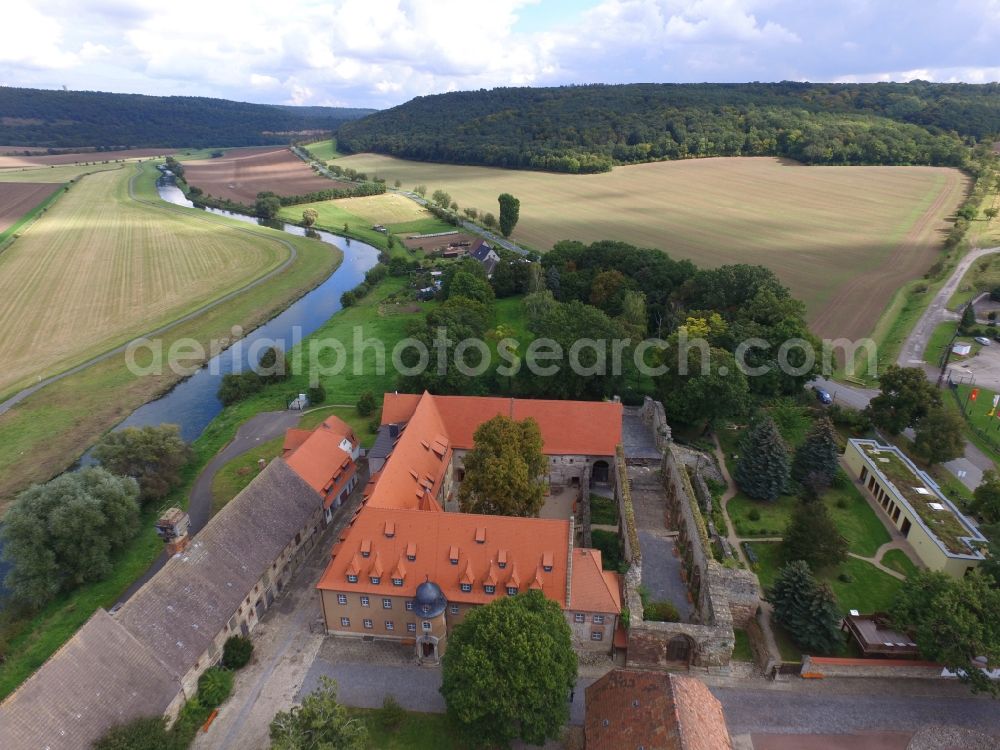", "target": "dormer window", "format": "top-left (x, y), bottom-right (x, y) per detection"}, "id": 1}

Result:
top-left (406, 541), bottom-right (417, 562)
top-left (484, 584), bottom-right (496, 594)
top-left (474, 527), bottom-right (486, 544)
top-left (498, 561), bottom-right (507, 570)
top-left (542, 551), bottom-right (554, 573)
top-left (460, 583), bottom-right (472, 593)
top-left (384, 521), bottom-right (395, 538)
top-left (392, 578), bottom-right (403, 587)
top-left (347, 574), bottom-right (358, 583)
top-left (360, 539), bottom-right (372, 558)
top-left (448, 545), bottom-right (459, 565)
top-left (506, 586), bottom-right (518, 596)
top-left (370, 576), bottom-right (381, 585)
